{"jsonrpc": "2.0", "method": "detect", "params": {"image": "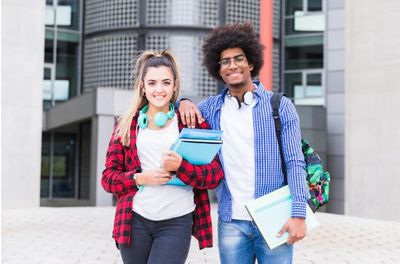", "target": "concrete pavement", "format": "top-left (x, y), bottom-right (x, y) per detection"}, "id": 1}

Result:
top-left (2, 204), bottom-right (400, 263)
